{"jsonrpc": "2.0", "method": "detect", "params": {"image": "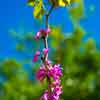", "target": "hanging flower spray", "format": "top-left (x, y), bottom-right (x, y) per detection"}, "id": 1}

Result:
top-left (33, 20), bottom-right (63, 100)
top-left (27, 0), bottom-right (79, 99)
